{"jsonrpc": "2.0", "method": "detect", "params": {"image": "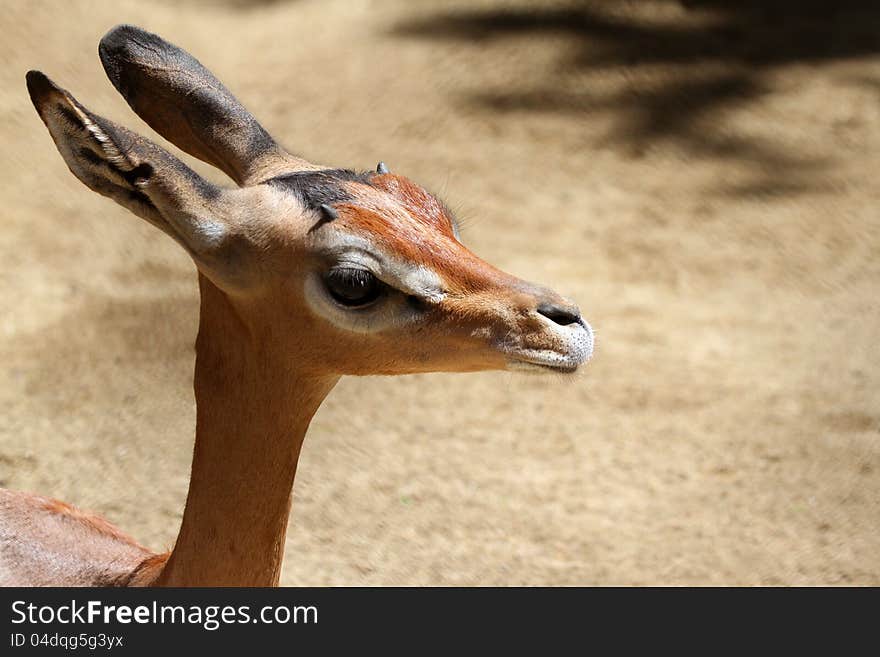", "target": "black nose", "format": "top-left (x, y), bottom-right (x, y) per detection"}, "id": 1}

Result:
top-left (536, 302), bottom-right (581, 326)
